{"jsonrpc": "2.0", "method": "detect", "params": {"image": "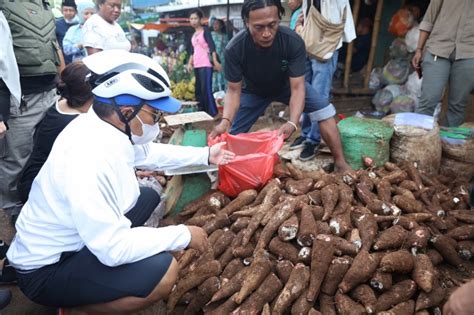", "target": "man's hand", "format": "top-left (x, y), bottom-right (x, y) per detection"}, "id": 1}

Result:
top-left (0, 121), bottom-right (7, 139)
top-left (443, 280), bottom-right (474, 315)
top-left (278, 121), bottom-right (297, 140)
top-left (210, 119), bottom-right (231, 139)
top-left (209, 142), bottom-right (235, 165)
top-left (186, 226), bottom-right (209, 253)
top-left (412, 49), bottom-right (423, 70)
